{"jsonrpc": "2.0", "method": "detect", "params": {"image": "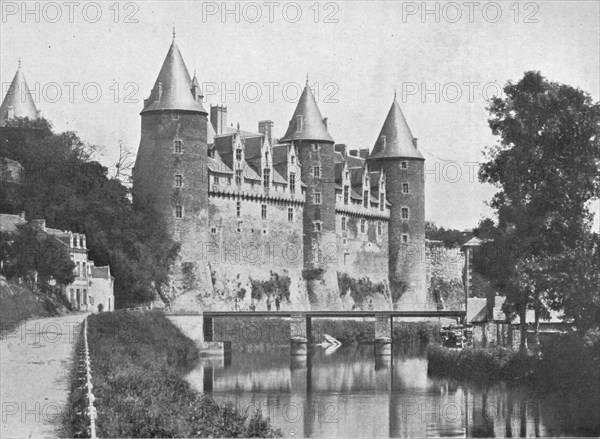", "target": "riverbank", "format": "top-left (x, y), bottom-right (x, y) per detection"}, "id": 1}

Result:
top-left (66, 311), bottom-right (280, 437)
